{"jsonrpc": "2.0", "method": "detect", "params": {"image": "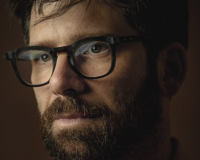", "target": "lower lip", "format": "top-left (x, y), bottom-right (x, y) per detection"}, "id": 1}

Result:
top-left (53, 117), bottom-right (91, 127)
